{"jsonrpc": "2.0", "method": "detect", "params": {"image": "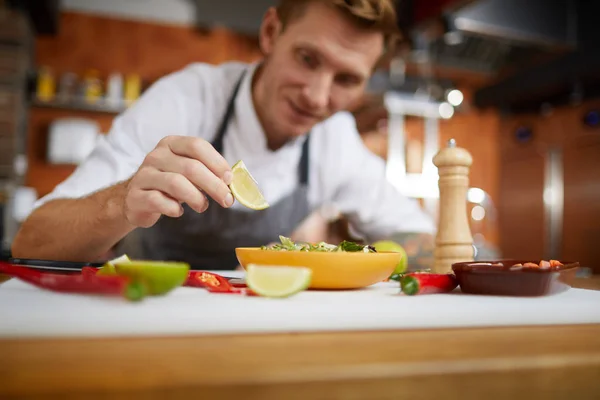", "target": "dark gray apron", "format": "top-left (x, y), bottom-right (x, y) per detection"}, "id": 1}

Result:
top-left (116, 71), bottom-right (312, 270)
